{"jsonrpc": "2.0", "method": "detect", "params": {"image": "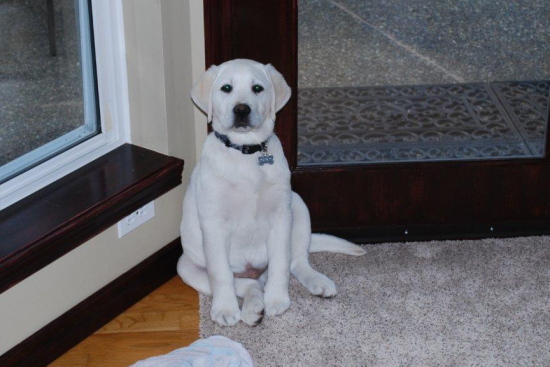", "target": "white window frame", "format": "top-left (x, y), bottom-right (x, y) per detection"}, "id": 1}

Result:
top-left (0, 0), bottom-right (130, 210)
